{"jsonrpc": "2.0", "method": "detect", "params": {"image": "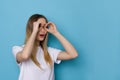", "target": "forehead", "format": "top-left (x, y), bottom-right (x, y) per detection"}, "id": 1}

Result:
top-left (37, 18), bottom-right (46, 24)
